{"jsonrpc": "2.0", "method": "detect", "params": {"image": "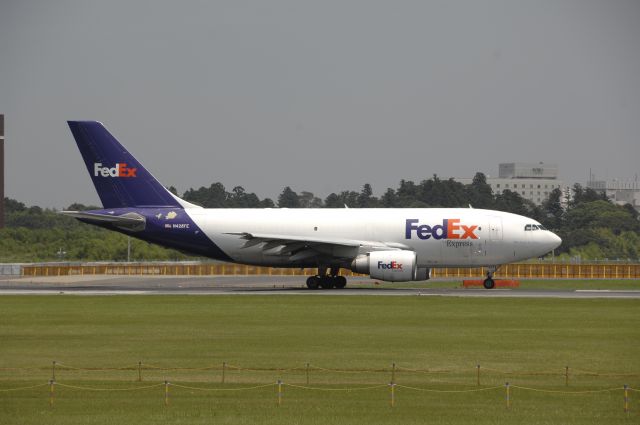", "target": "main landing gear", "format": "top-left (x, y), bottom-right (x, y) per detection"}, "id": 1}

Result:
top-left (483, 266), bottom-right (498, 289)
top-left (306, 266), bottom-right (347, 290)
